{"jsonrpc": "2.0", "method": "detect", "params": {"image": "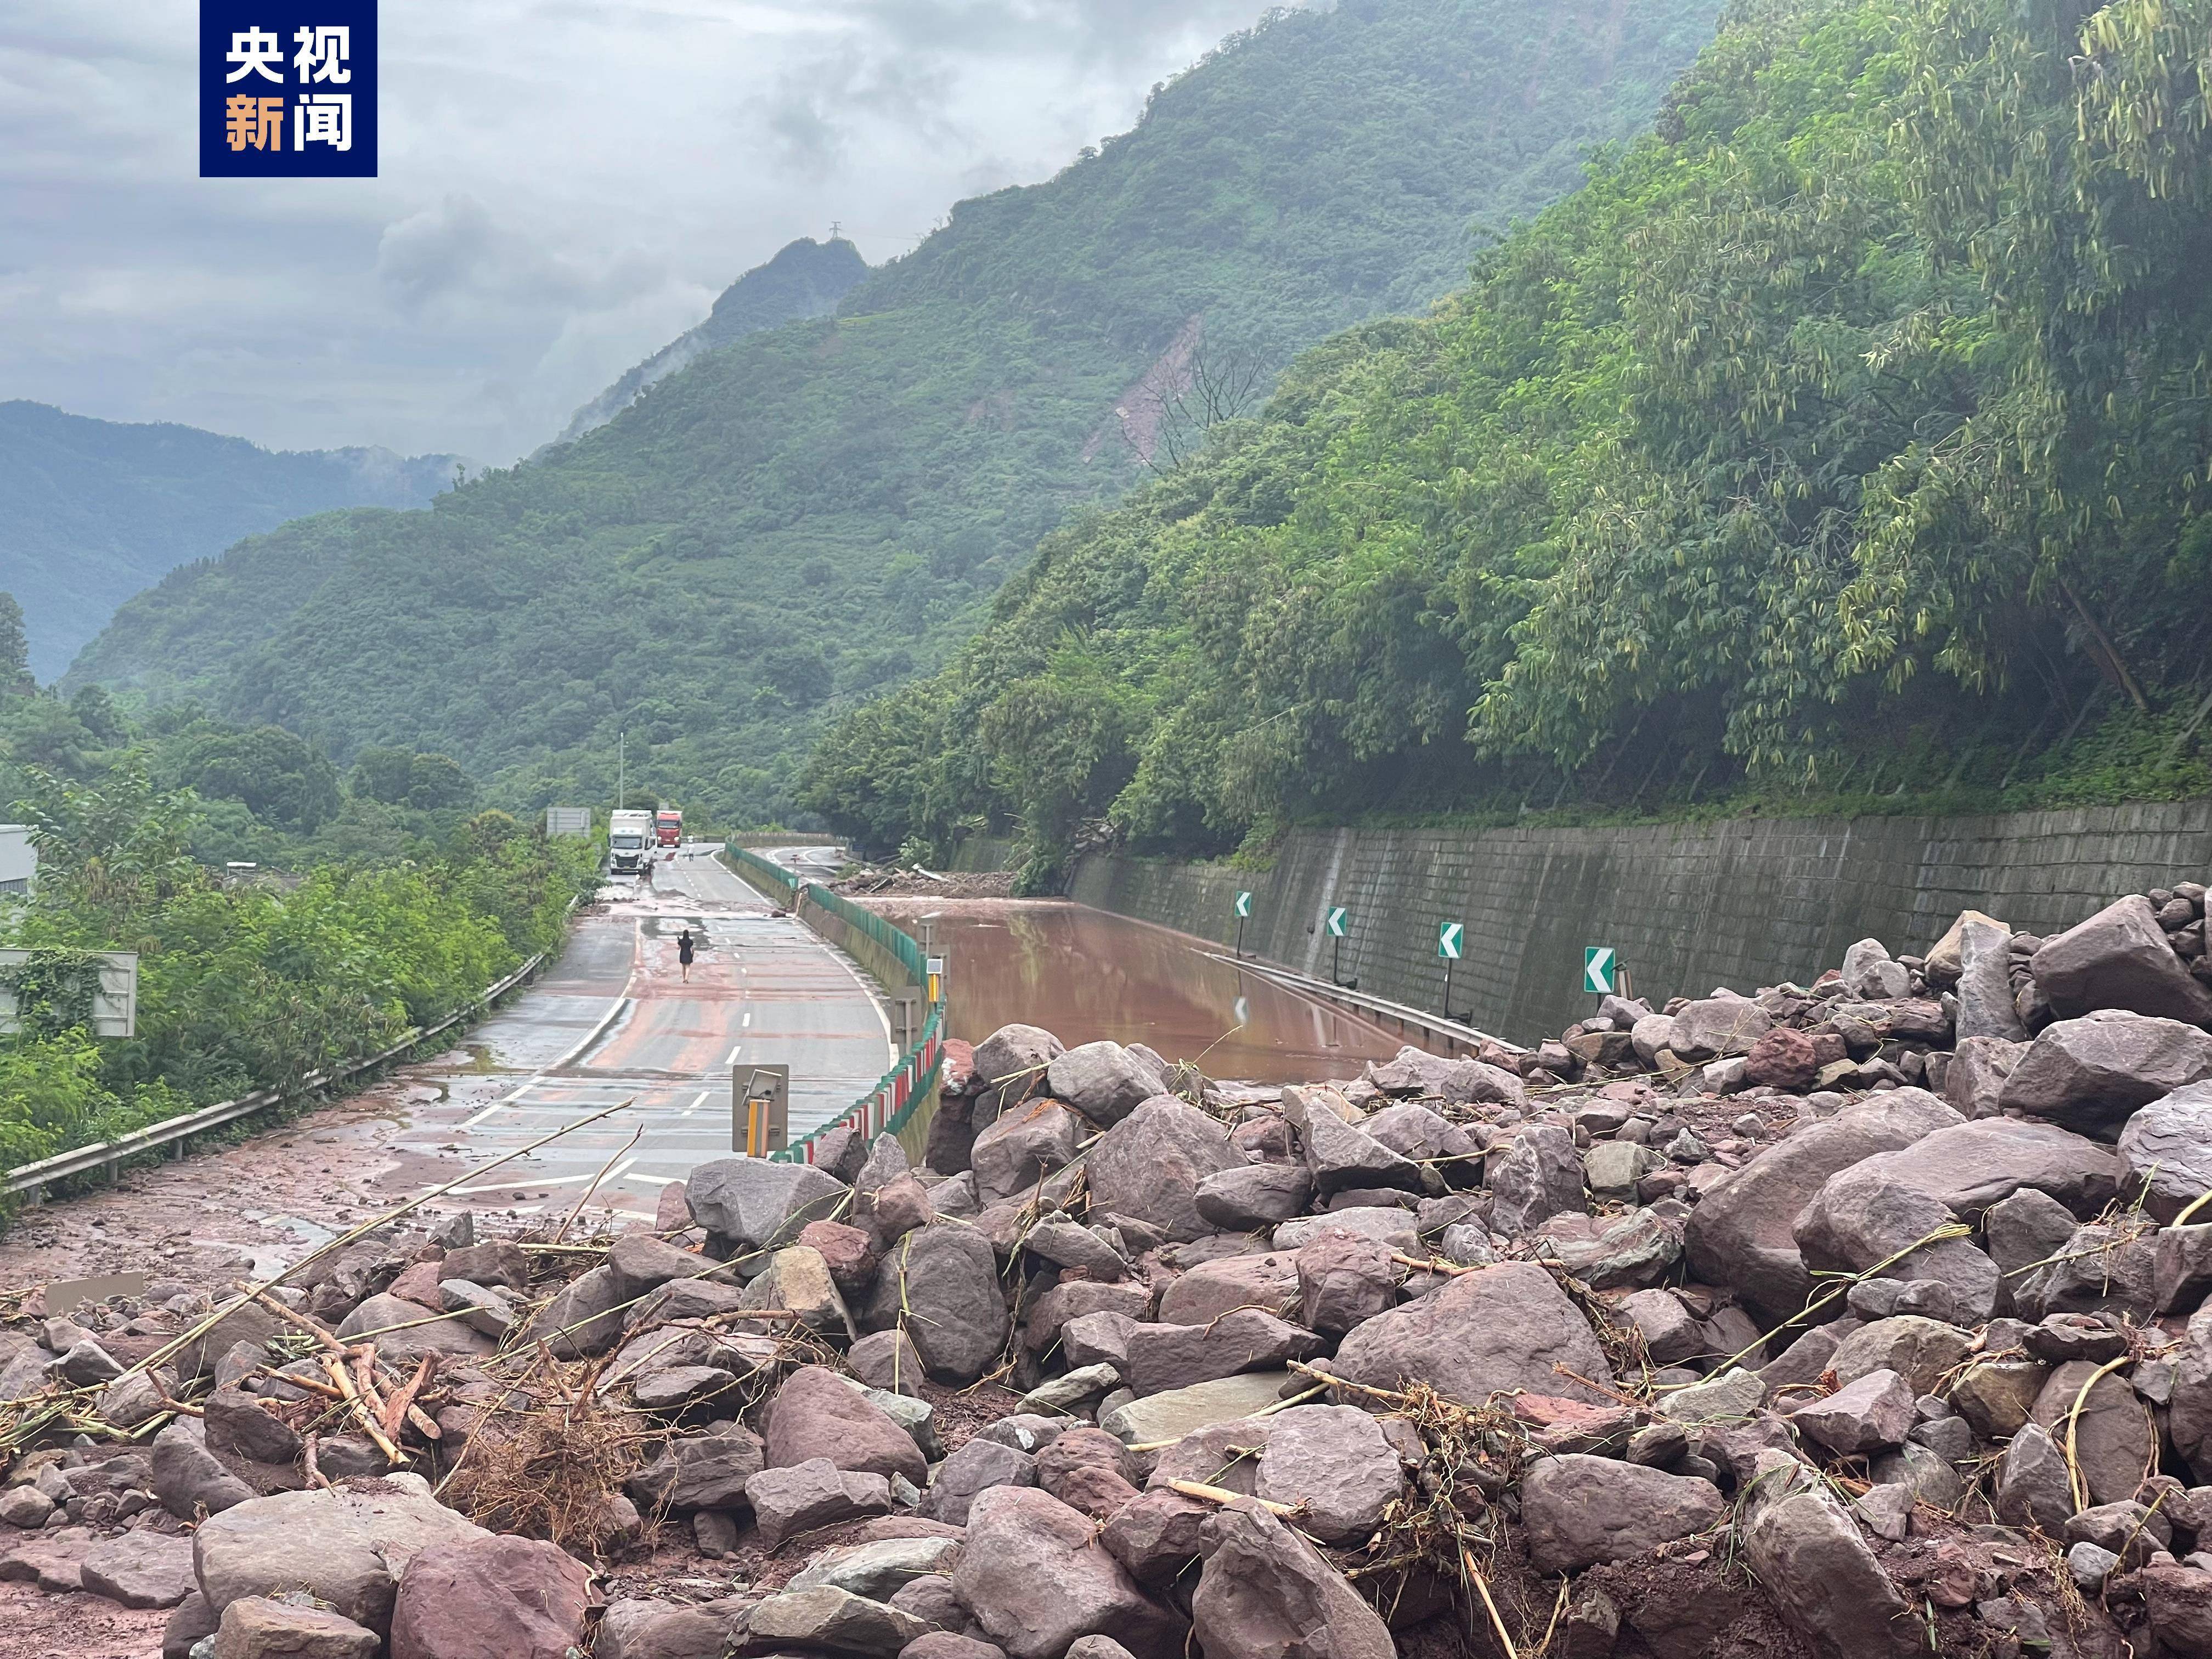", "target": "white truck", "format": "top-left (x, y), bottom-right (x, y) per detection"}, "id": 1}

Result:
top-left (608, 809), bottom-right (655, 876)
